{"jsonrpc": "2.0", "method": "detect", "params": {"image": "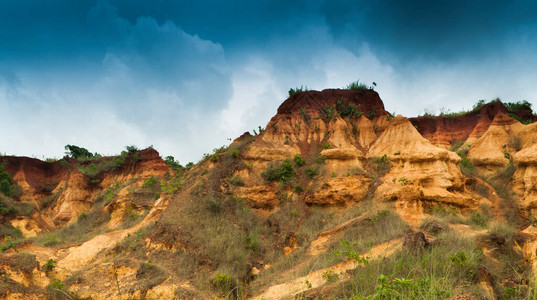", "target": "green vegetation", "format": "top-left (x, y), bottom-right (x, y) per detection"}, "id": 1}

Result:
top-left (229, 150), bottom-right (239, 159)
top-left (336, 98), bottom-right (362, 119)
top-left (142, 176), bottom-right (157, 187)
top-left (319, 103), bottom-right (337, 123)
top-left (335, 230), bottom-right (484, 299)
top-left (288, 85), bottom-right (308, 97)
top-left (64, 144), bottom-right (100, 159)
top-left (164, 155), bottom-right (182, 169)
top-left (504, 100), bottom-right (532, 111)
top-left (42, 258), bottom-right (57, 272)
top-left (0, 164), bottom-right (14, 197)
top-left (299, 107), bottom-right (311, 124)
top-left (305, 166), bottom-right (319, 178)
top-left (261, 159), bottom-right (296, 183)
top-left (293, 154), bottom-right (306, 167)
top-left (345, 80), bottom-right (368, 91)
